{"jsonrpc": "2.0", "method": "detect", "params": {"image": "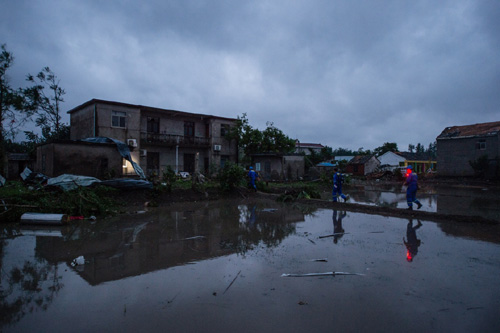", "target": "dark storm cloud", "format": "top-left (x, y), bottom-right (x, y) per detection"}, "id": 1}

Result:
top-left (1, 0), bottom-right (499, 150)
